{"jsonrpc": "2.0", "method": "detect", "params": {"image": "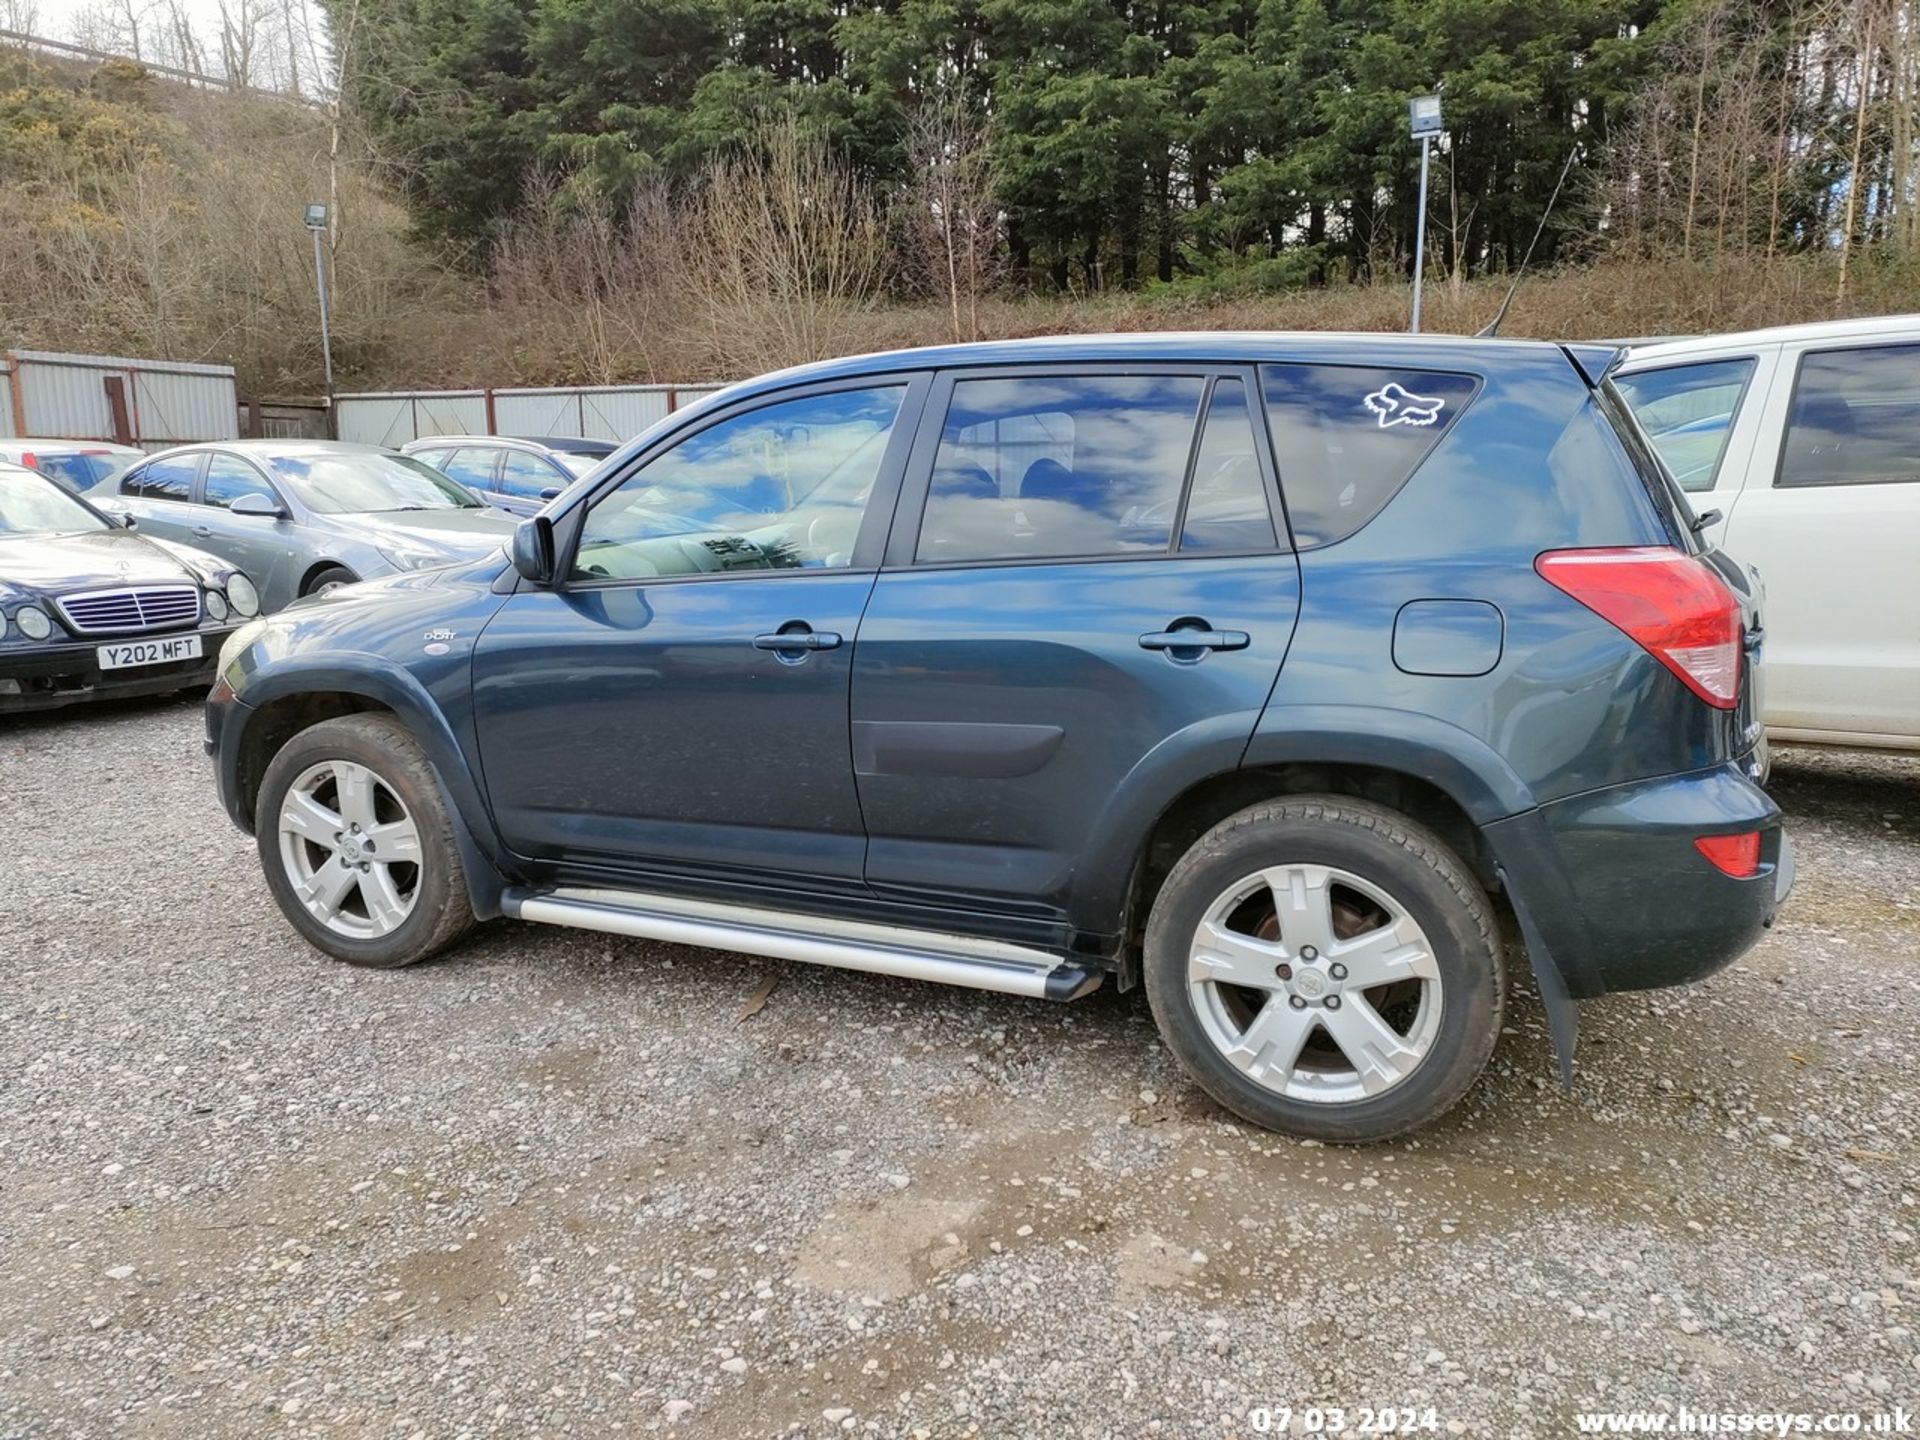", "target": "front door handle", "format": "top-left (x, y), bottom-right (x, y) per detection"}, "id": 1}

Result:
top-left (192, 525), bottom-right (213, 538)
top-left (1139, 627), bottom-right (1250, 653)
top-left (753, 628), bottom-right (843, 652)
